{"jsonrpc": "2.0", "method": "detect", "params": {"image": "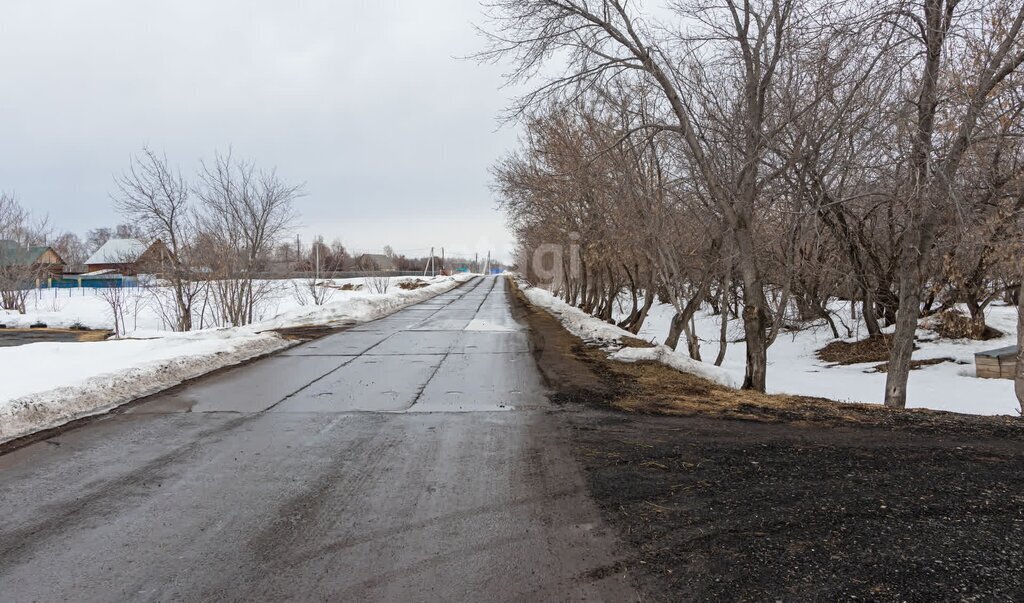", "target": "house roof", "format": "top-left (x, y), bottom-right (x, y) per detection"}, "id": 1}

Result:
top-left (0, 240), bottom-right (59, 266)
top-left (85, 239), bottom-right (149, 265)
top-left (975, 345), bottom-right (1018, 358)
